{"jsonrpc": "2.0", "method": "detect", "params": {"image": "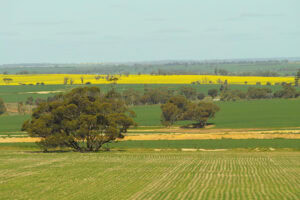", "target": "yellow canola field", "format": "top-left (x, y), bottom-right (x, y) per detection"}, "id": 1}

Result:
top-left (0, 74), bottom-right (294, 85)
